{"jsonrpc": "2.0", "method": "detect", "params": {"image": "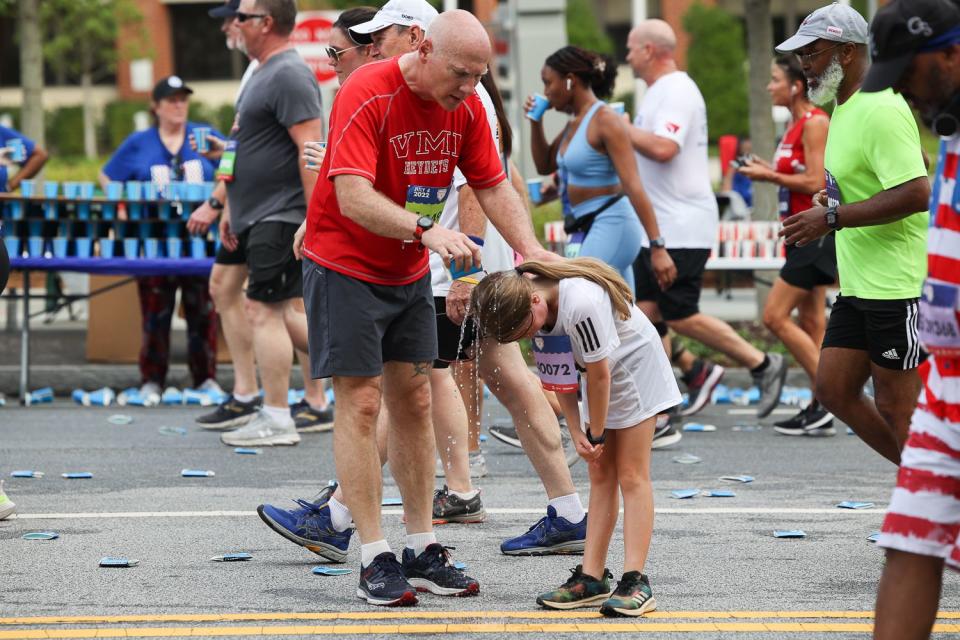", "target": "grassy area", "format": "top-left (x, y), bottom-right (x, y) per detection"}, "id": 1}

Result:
top-left (41, 156), bottom-right (106, 183)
